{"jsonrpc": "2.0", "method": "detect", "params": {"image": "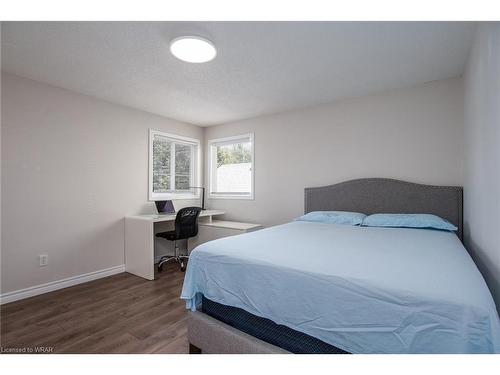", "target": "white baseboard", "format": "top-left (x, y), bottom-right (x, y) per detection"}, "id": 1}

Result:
top-left (0, 264), bottom-right (125, 305)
